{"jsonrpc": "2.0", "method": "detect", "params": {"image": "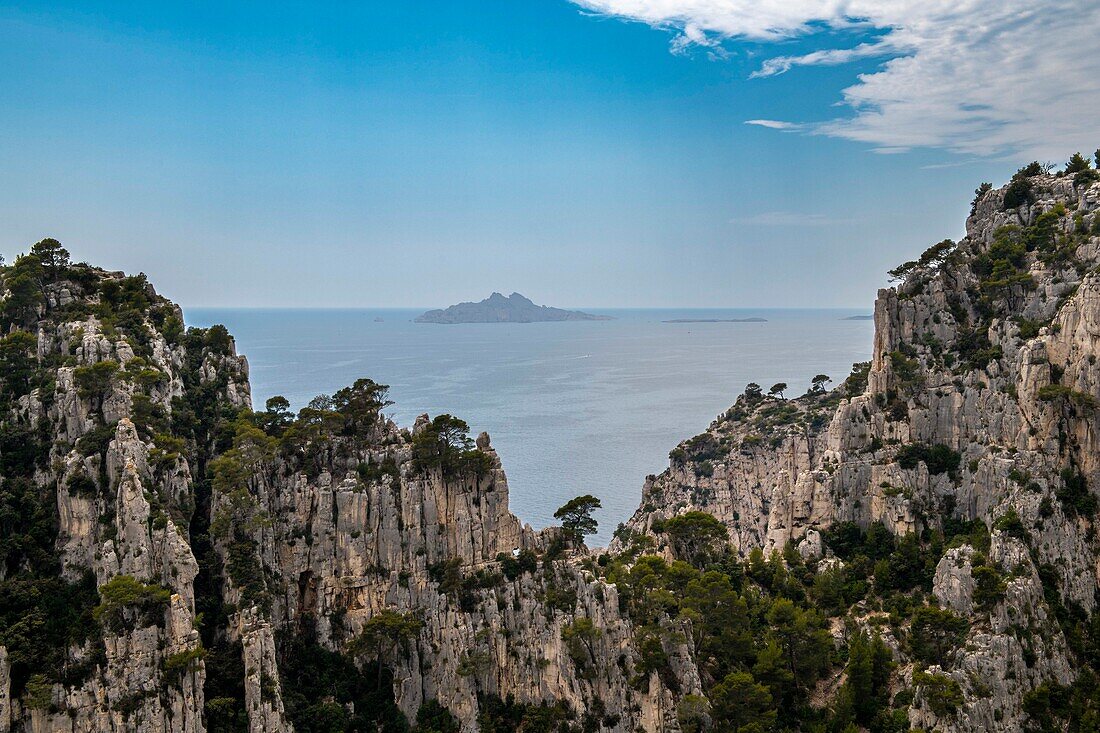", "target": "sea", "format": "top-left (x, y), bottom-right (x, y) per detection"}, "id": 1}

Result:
top-left (185, 307), bottom-right (874, 546)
